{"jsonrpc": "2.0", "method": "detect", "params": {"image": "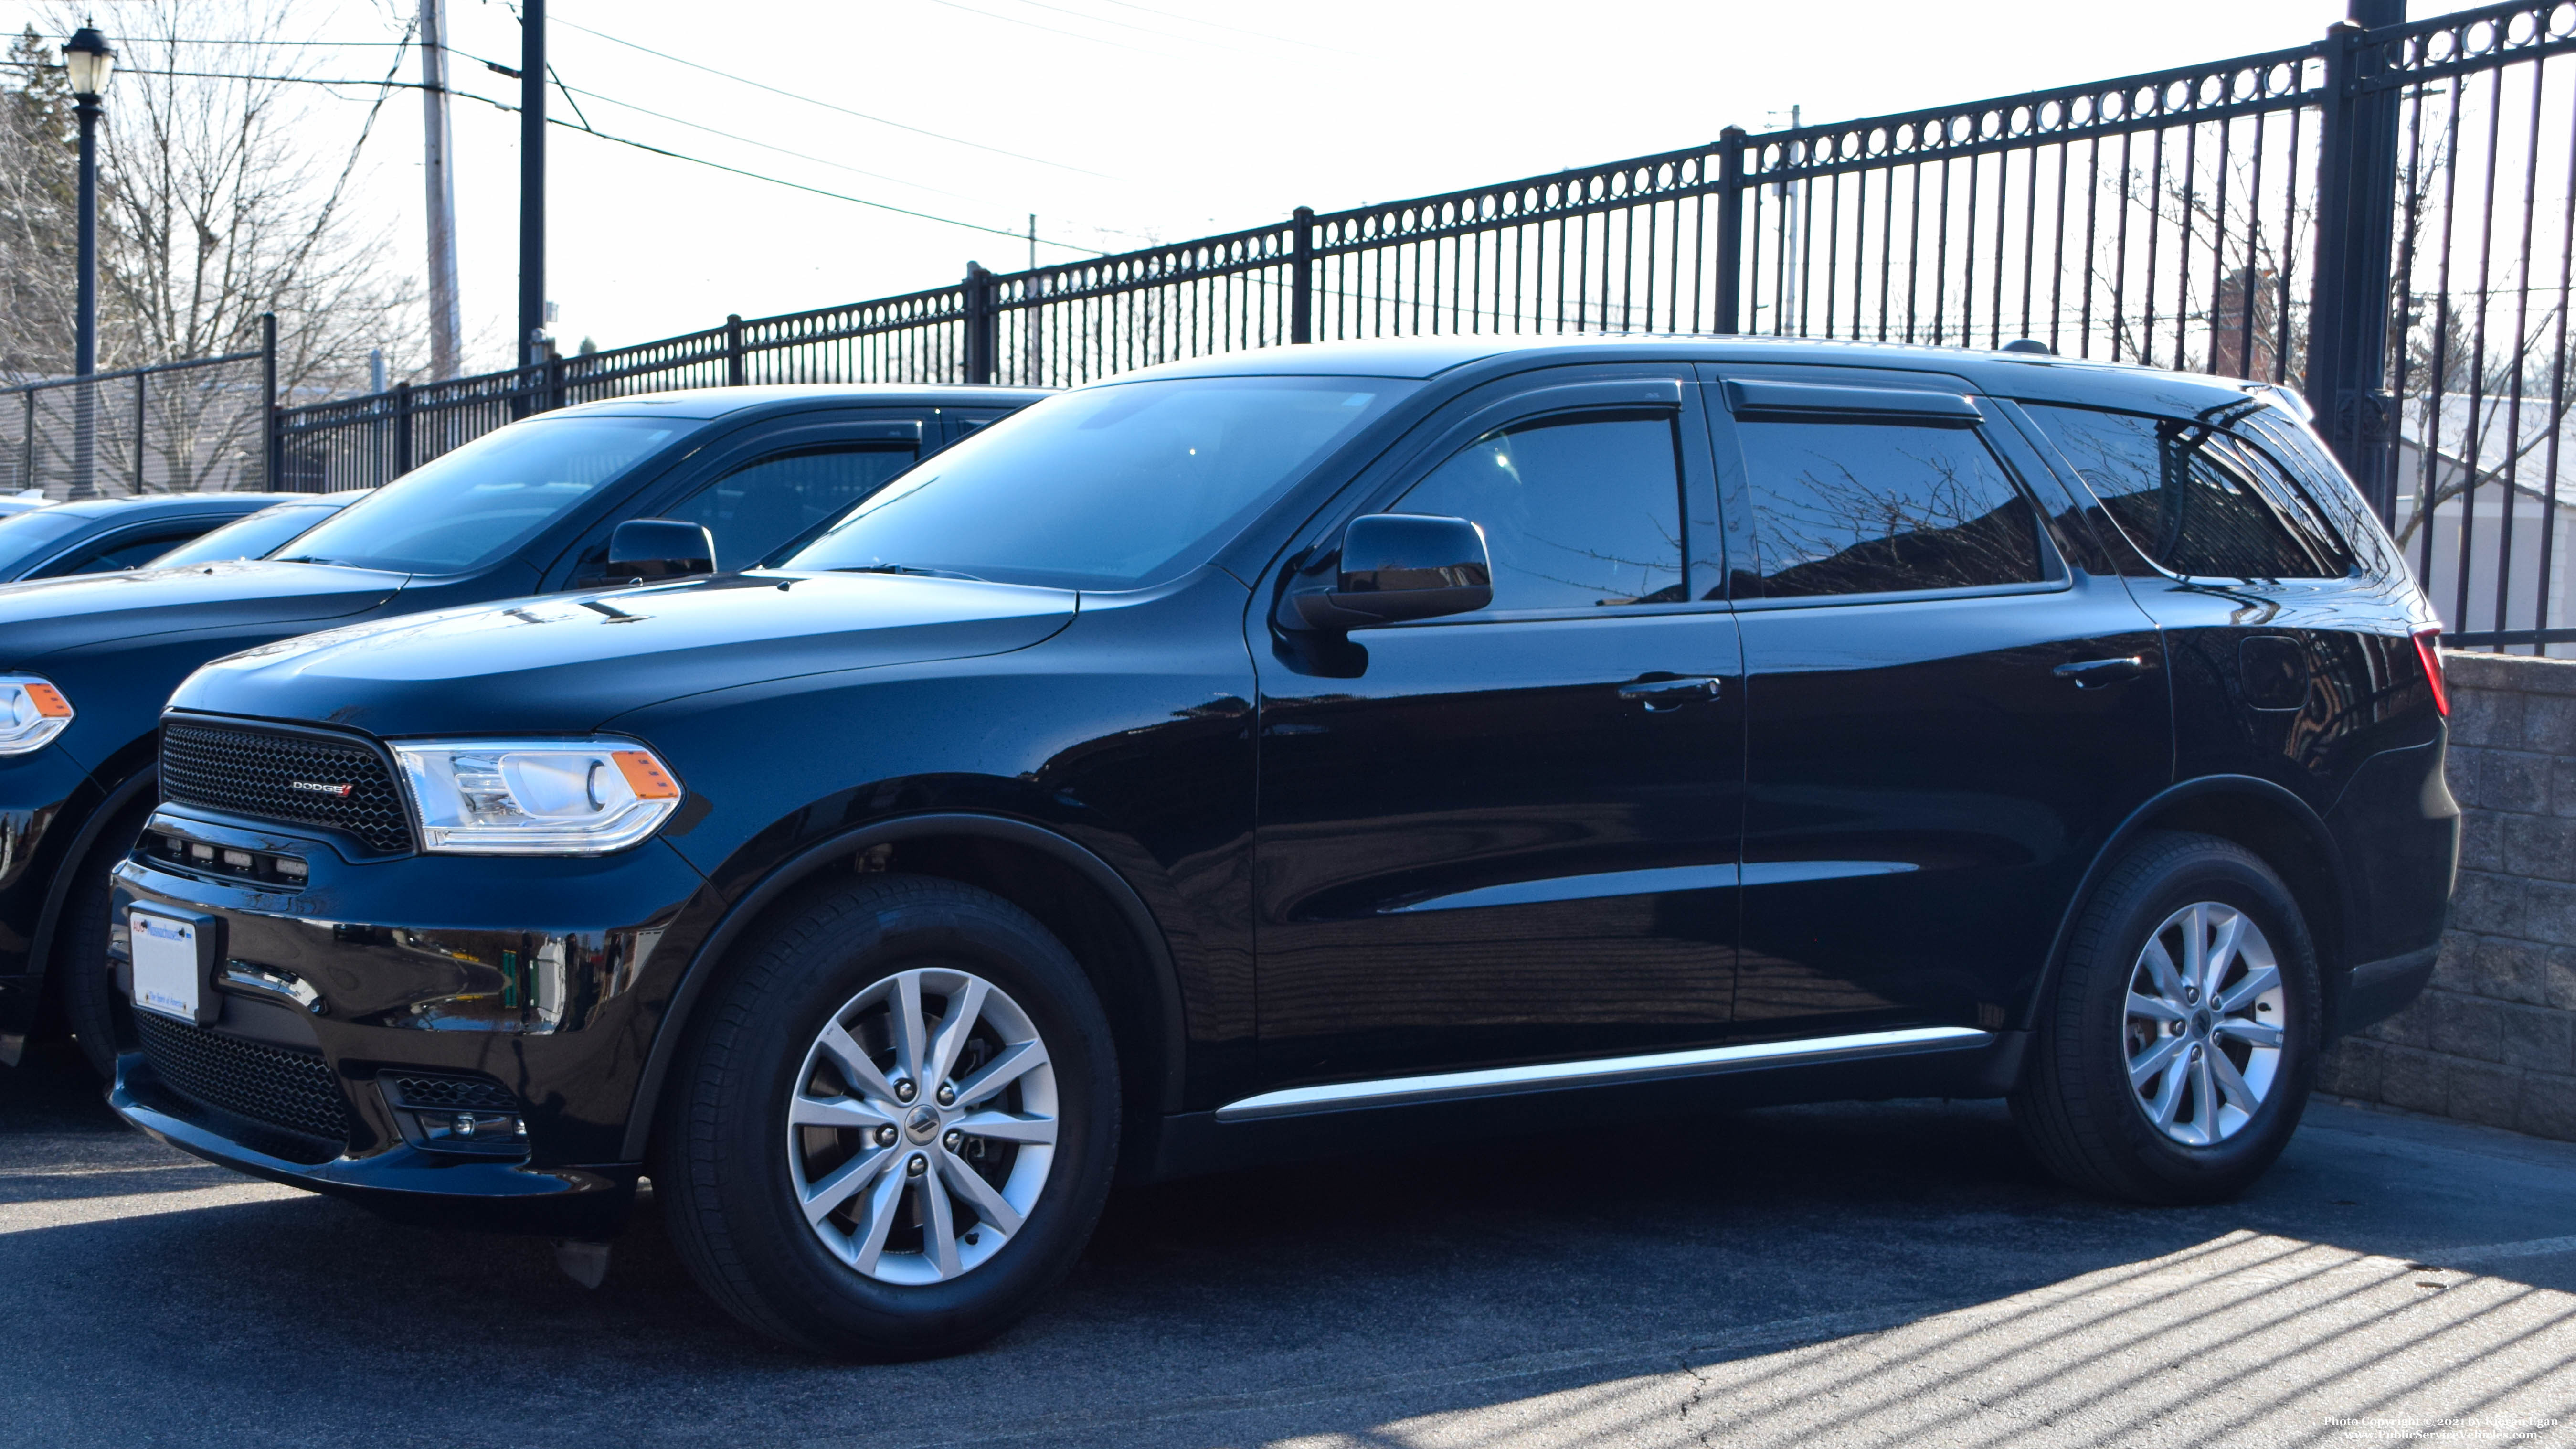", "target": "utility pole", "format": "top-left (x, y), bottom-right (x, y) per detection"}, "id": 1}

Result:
top-left (1025, 213), bottom-right (1040, 386)
top-left (1772, 104), bottom-right (1801, 337)
top-left (419, 0), bottom-right (463, 380)
top-left (517, 0), bottom-right (546, 388)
